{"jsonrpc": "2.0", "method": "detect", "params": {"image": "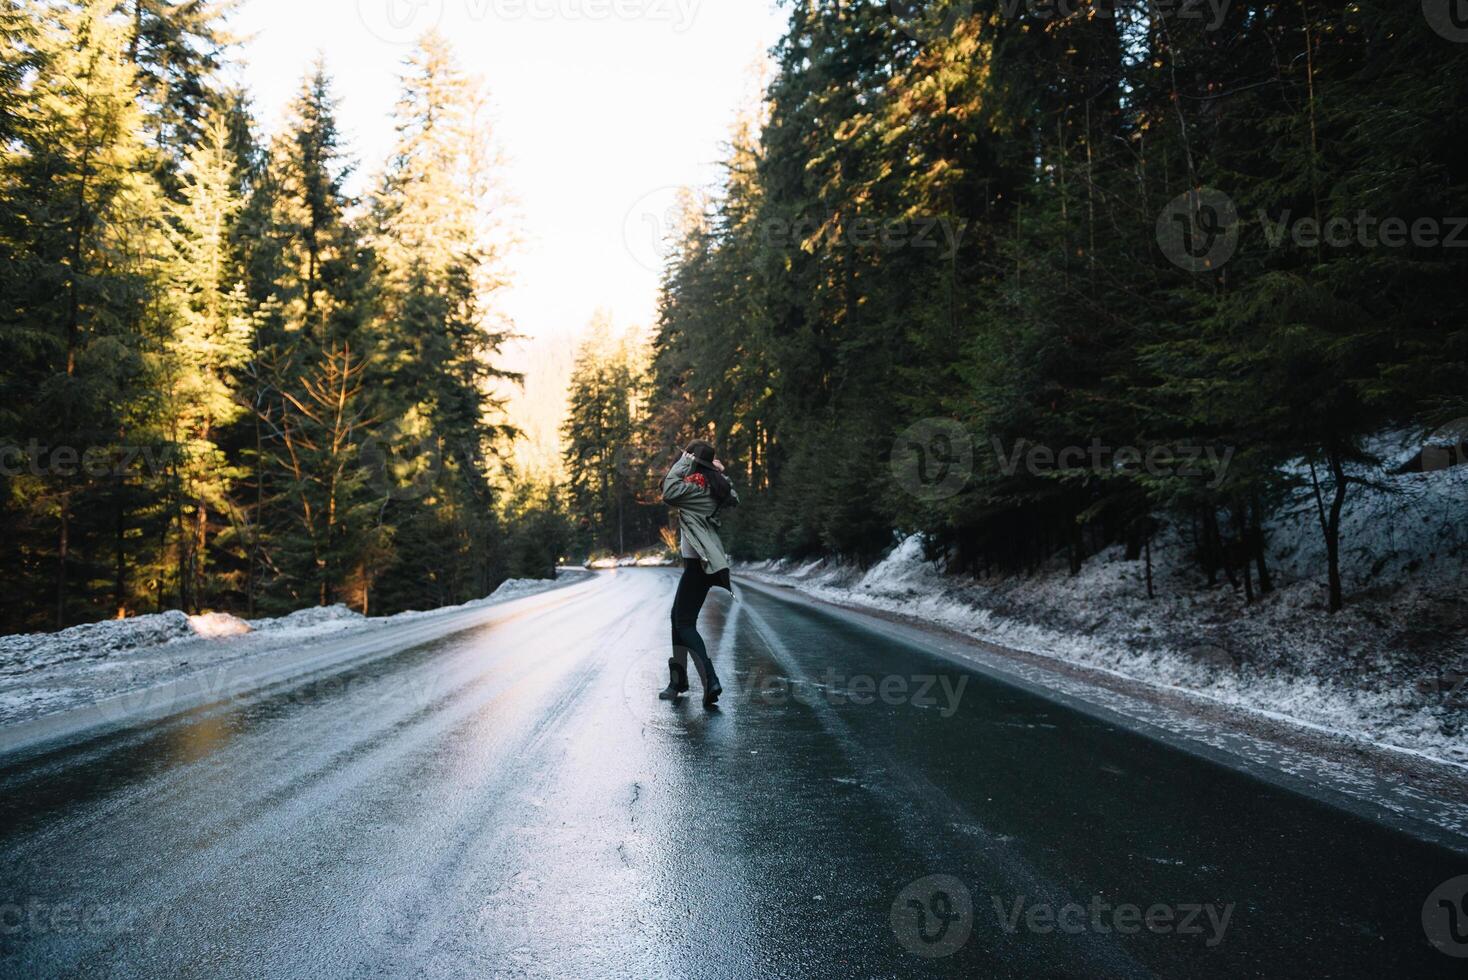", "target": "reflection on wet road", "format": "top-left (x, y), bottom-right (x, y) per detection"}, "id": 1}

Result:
top-left (0, 569), bottom-right (1461, 978)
